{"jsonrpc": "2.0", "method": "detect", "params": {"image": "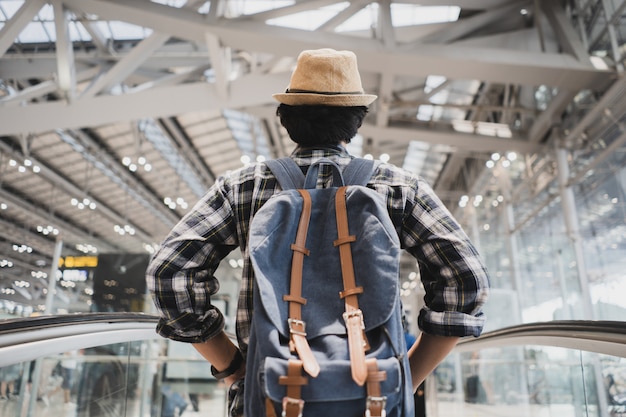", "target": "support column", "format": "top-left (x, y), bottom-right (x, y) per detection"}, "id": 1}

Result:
top-left (496, 164), bottom-right (529, 401)
top-left (496, 164), bottom-right (524, 320)
top-left (555, 147), bottom-right (593, 319)
top-left (45, 238), bottom-right (63, 314)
